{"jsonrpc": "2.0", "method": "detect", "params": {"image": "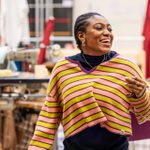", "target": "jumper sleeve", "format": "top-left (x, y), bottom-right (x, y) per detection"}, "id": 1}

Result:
top-left (128, 61), bottom-right (150, 124)
top-left (129, 88), bottom-right (150, 124)
top-left (28, 65), bottom-right (62, 150)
